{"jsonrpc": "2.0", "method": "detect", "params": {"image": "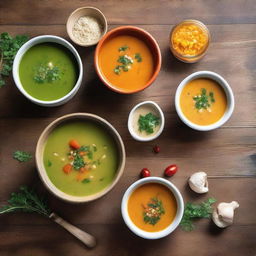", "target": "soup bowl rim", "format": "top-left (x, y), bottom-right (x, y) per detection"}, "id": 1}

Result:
top-left (175, 71), bottom-right (235, 131)
top-left (36, 112), bottom-right (126, 203)
top-left (94, 25), bottom-right (162, 94)
top-left (121, 177), bottom-right (184, 239)
top-left (12, 35), bottom-right (83, 107)
top-left (127, 100), bottom-right (165, 141)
